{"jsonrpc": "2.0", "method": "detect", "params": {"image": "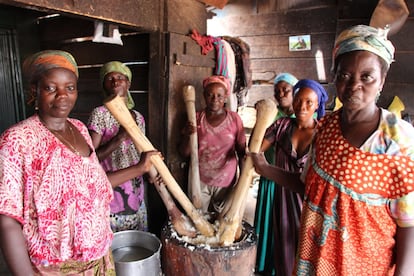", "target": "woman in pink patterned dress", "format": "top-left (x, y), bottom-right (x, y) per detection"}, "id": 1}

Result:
top-left (250, 25), bottom-right (414, 275)
top-left (0, 50), bottom-right (115, 275)
top-left (88, 61), bottom-right (160, 233)
top-left (179, 75), bottom-right (246, 213)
